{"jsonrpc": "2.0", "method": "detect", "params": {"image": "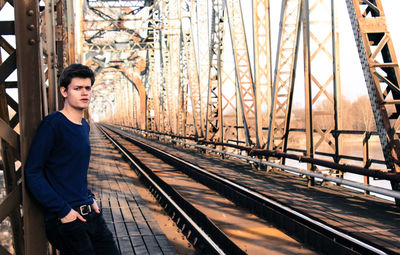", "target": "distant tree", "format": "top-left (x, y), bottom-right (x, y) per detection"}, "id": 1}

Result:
top-left (290, 106), bottom-right (305, 129)
top-left (347, 96), bottom-right (374, 131)
top-left (286, 96), bottom-right (375, 132)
